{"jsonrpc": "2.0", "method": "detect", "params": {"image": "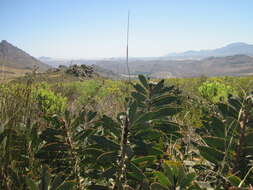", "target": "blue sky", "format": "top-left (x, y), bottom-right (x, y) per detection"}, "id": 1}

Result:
top-left (1, 0), bottom-right (253, 59)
